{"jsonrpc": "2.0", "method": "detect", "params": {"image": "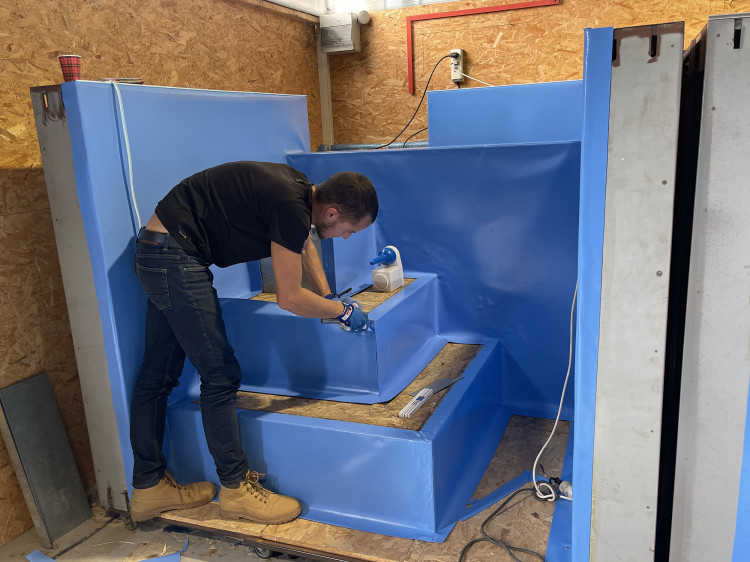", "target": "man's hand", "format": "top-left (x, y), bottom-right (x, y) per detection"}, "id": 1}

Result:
top-left (337, 301), bottom-right (369, 332)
